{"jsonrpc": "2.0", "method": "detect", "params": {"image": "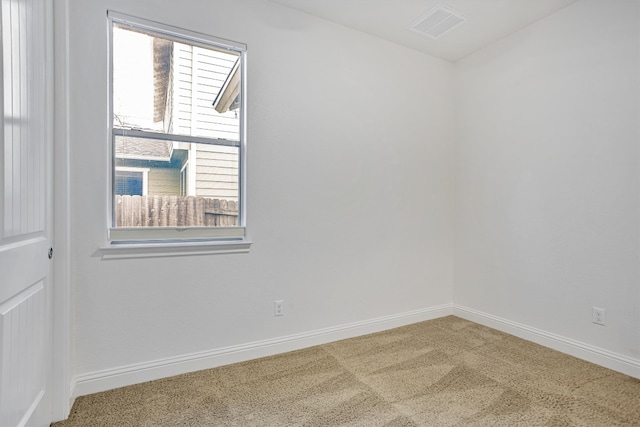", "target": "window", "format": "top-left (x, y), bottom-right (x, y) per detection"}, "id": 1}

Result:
top-left (107, 11), bottom-right (247, 251)
top-left (115, 168), bottom-right (148, 196)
